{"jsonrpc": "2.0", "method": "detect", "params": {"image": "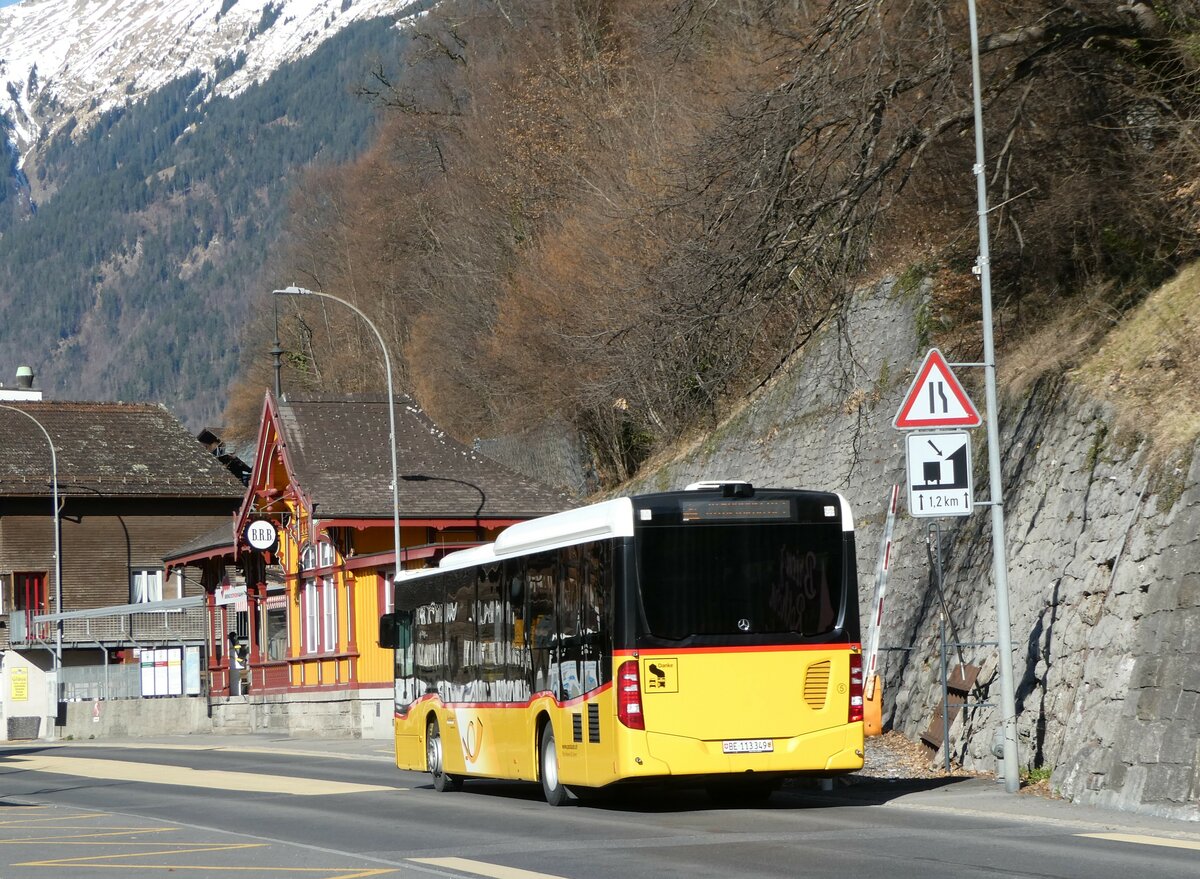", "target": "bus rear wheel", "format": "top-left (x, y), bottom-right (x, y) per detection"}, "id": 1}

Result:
top-left (427, 718), bottom-right (462, 793)
top-left (539, 723), bottom-right (571, 806)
